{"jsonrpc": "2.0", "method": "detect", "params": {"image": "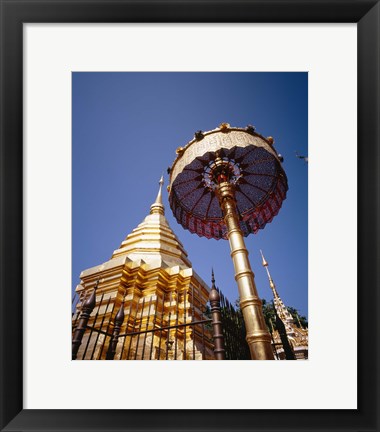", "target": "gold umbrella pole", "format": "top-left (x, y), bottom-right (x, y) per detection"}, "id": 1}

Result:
top-left (216, 181), bottom-right (274, 360)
